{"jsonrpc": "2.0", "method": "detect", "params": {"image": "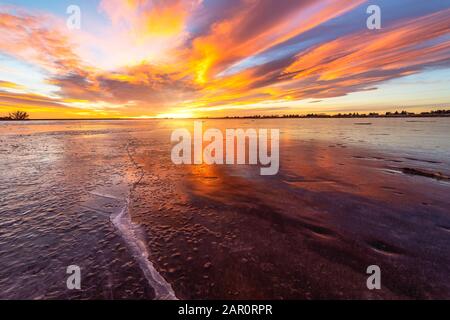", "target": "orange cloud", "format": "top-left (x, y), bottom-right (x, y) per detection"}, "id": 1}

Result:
top-left (187, 0), bottom-right (365, 84)
top-left (0, 80), bottom-right (24, 90)
top-left (0, 11), bottom-right (84, 75)
top-left (99, 0), bottom-right (198, 38)
top-left (282, 9), bottom-right (450, 98)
